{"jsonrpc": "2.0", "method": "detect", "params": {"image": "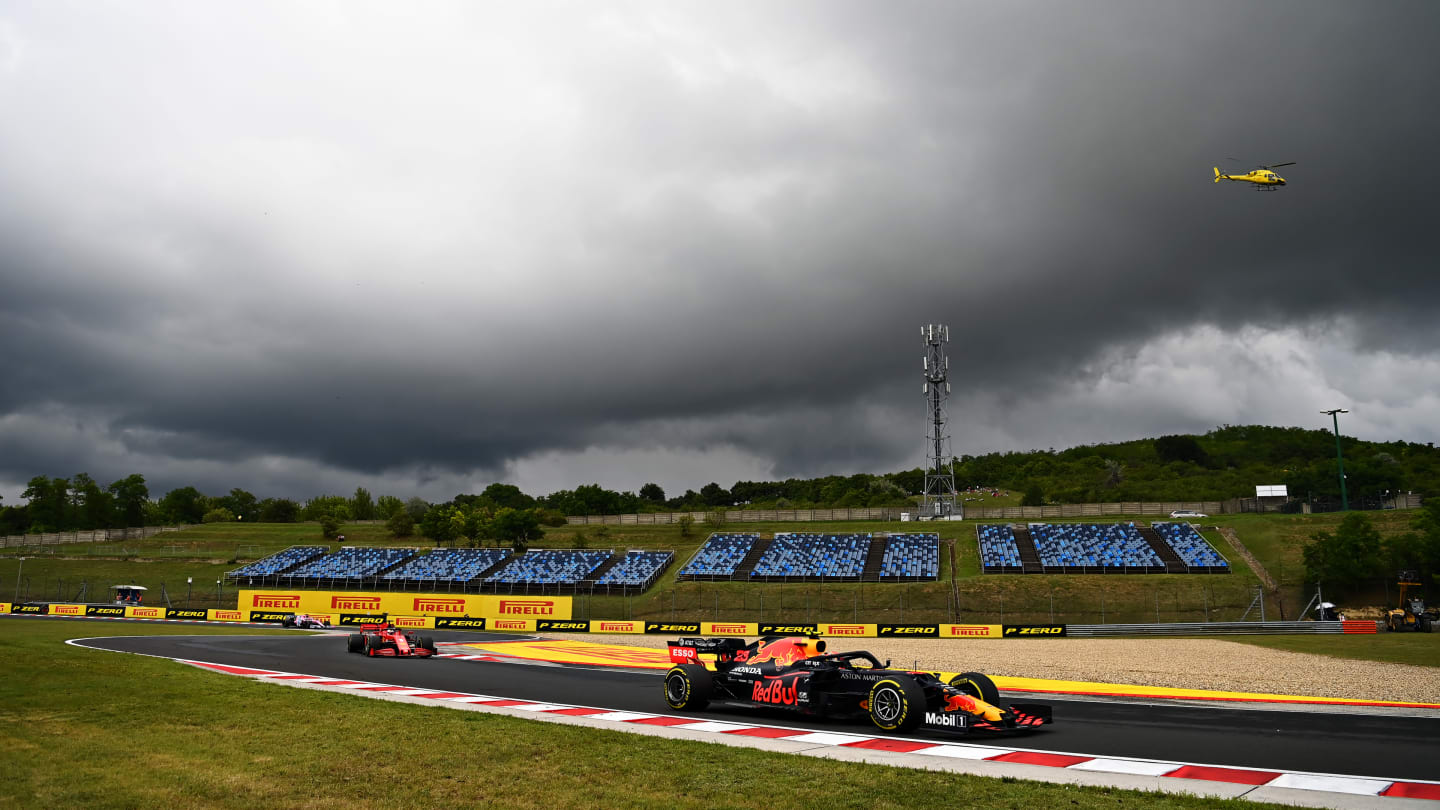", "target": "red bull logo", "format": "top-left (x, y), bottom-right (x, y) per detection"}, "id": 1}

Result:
top-left (331, 596), bottom-right (382, 611)
top-left (499, 599), bottom-right (555, 616)
top-left (751, 677), bottom-right (799, 705)
top-left (747, 638), bottom-right (814, 667)
top-left (944, 693), bottom-right (978, 713)
top-left (412, 598), bottom-right (465, 614)
top-left (253, 594), bottom-right (301, 609)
